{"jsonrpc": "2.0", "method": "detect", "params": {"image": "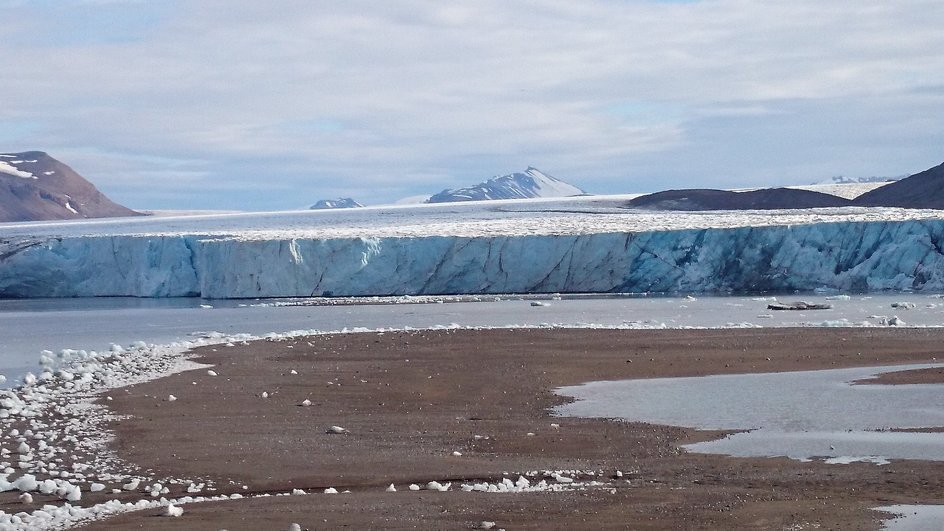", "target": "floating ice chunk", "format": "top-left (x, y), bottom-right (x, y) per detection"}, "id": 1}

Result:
top-left (300, 399), bottom-right (312, 407)
top-left (824, 455), bottom-right (891, 466)
top-left (552, 473), bottom-right (573, 483)
top-left (163, 503), bottom-right (184, 517)
top-left (891, 302), bottom-right (916, 309)
top-left (123, 478), bottom-right (140, 490)
top-left (90, 482), bottom-right (105, 492)
top-left (474, 521), bottom-right (497, 529)
top-left (326, 425), bottom-right (348, 434)
top-left (288, 524), bottom-right (302, 531)
top-left (261, 391), bottom-right (269, 398)
top-left (324, 487), bottom-right (338, 494)
top-left (408, 483), bottom-right (420, 491)
top-left (290, 369), bottom-right (298, 375)
top-left (207, 370), bottom-right (218, 376)
top-left (452, 451), bottom-right (462, 457)
top-left (167, 395), bottom-right (177, 402)
top-left (386, 483), bottom-right (396, 492)
top-left (291, 488), bottom-right (306, 495)
top-left (18, 492), bottom-right (31, 504)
